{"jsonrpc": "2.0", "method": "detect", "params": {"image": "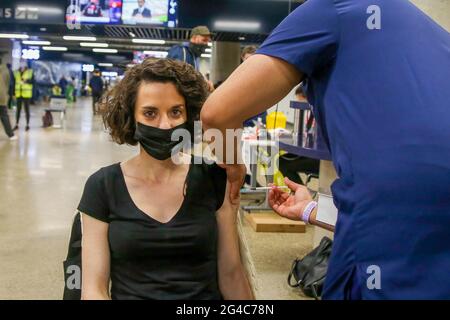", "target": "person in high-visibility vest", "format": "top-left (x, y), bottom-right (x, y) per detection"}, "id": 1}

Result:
top-left (13, 63), bottom-right (33, 131)
top-left (52, 84), bottom-right (62, 97)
